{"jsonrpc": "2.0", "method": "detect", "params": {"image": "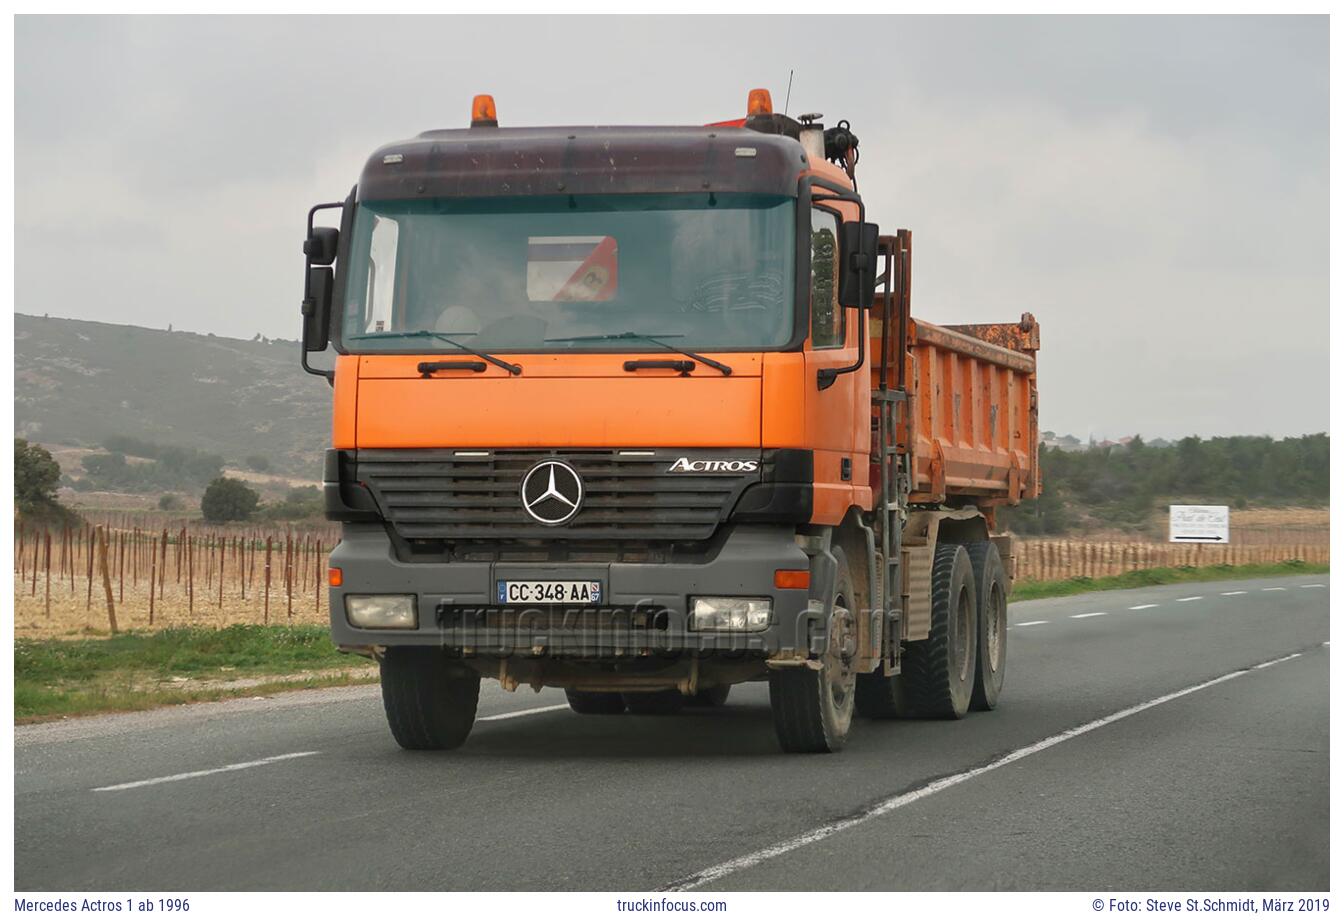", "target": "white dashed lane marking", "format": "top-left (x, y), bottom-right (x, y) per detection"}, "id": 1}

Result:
top-left (1015, 620), bottom-right (1049, 627)
top-left (478, 704), bottom-right (570, 723)
top-left (1221, 591), bottom-right (1248, 596)
top-left (94, 751), bottom-right (320, 792)
top-left (1071, 612), bottom-right (1107, 619)
top-left (1129, 604), bottom-right (1159, 610)
top-left (1176, 596), bottom-right (1203, 603)
top-left (1262, 587), bottom-right (1287, 592)
top-left (1302, 584), bottom-right (1326, 588)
